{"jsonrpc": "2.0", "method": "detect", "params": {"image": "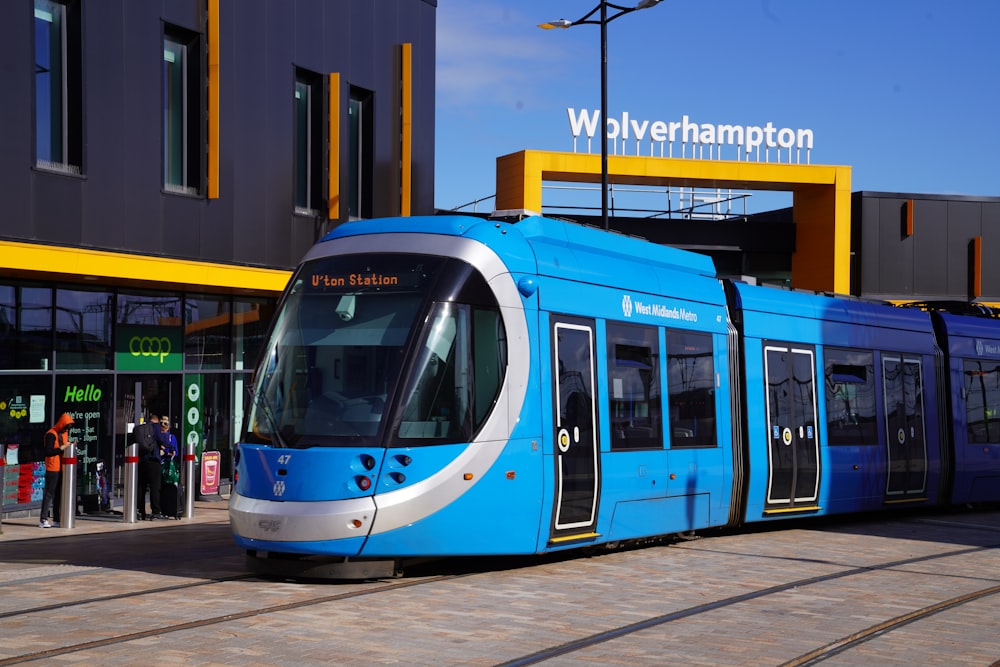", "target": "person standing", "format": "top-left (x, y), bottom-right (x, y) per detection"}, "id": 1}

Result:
top-left (134, 414), bottom-right (169, 520)
top-left (158, 415), bottom-right (181, 518)
top-left (40, 413), bottom-right (75, 528)
top-left (160, 415), bottom-right (179, 463)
